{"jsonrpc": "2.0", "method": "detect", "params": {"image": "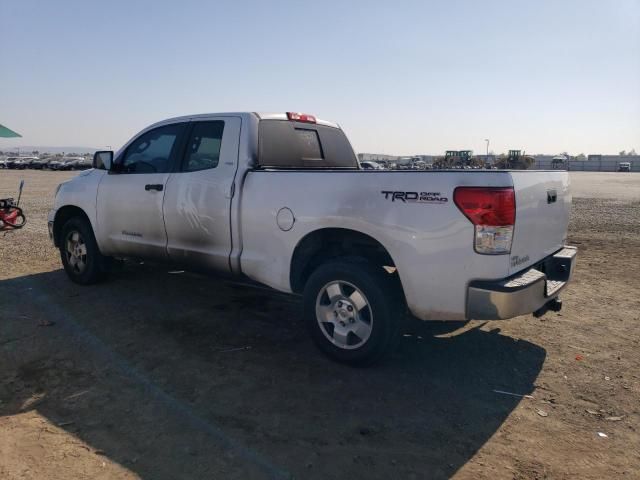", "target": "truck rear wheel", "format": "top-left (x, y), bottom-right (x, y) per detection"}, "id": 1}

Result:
top-left (303, 260), bottom-right (402, 366)
top-left (59, 217), bottom-right (110, 285)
